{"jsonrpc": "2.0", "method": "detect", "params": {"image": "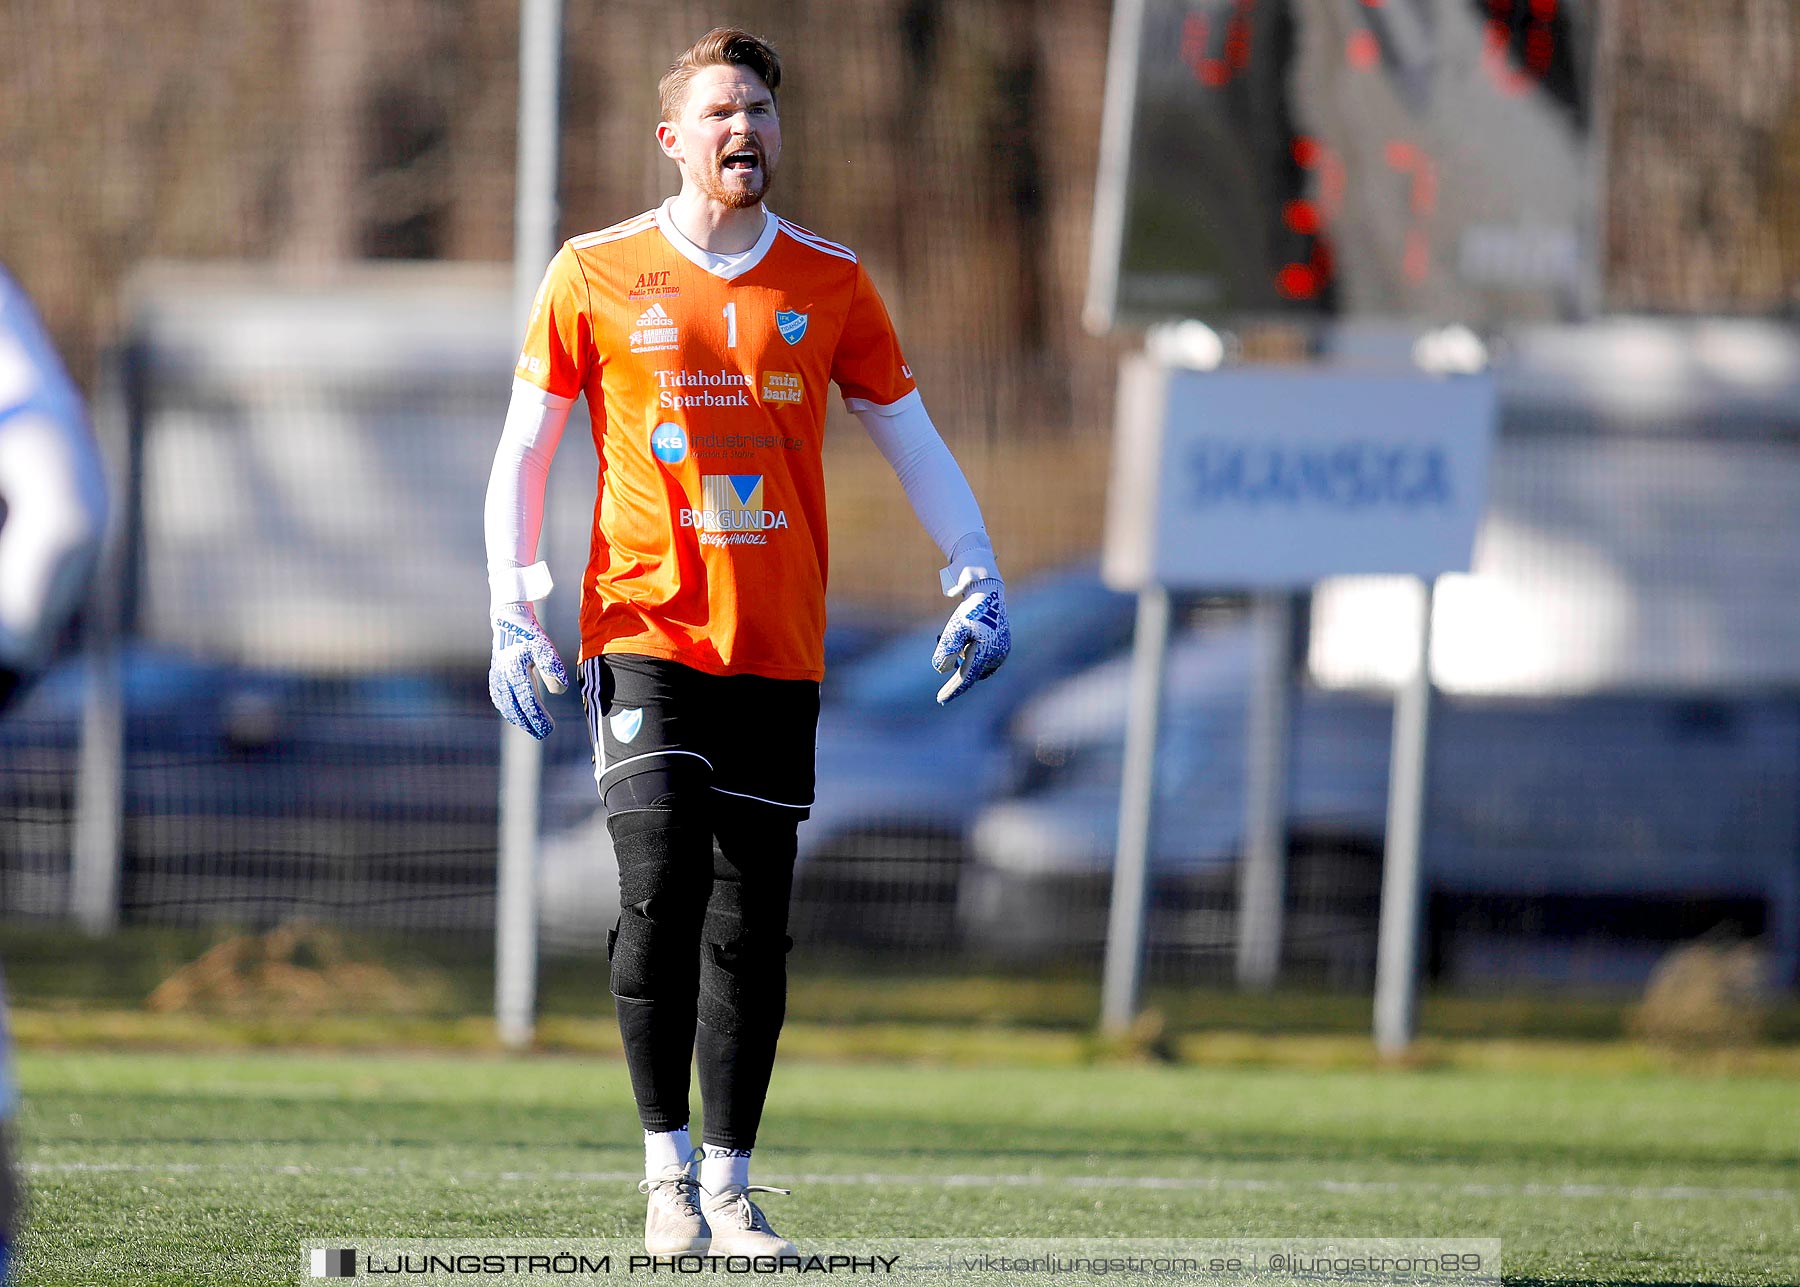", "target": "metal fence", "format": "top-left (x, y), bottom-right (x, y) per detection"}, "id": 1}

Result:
top-left (9, 308), bottom-right (1800, 998)
top-left (3, 270), bottom-right (539, 933)
top-left (5, 0), bottom-right (1800, 1000)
